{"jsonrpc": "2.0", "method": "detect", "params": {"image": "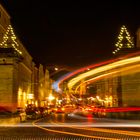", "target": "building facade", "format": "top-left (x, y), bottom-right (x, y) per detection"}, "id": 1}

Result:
top-left (0, 4), bottom-right (51, 112)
